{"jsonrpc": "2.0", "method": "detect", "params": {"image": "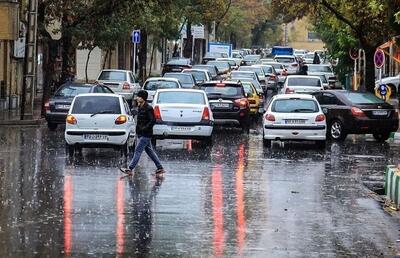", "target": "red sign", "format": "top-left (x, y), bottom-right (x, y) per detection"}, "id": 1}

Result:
top-left (349, 48), bottom-right (359, 60)
top-left (374, 49), bottom-right (385, 68)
